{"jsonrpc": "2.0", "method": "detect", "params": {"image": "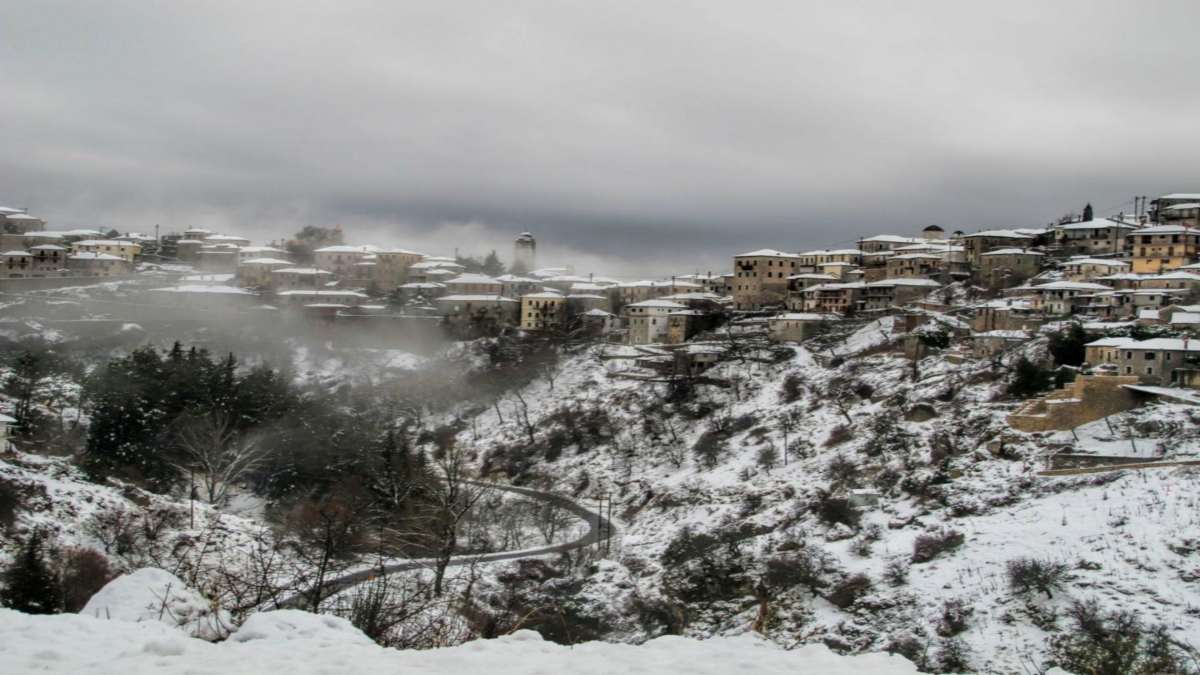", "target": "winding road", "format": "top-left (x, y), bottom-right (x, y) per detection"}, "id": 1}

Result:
top-left (277, 481), bottom-right (616, 609)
